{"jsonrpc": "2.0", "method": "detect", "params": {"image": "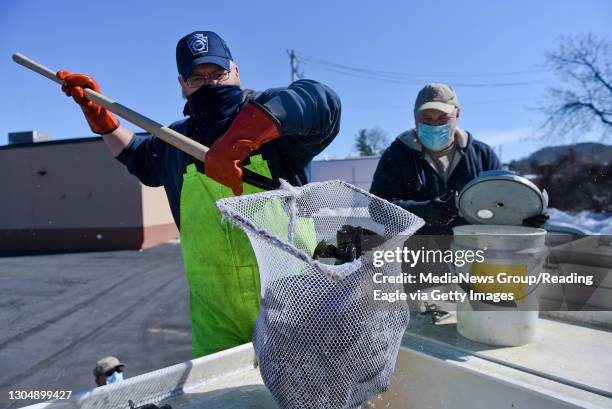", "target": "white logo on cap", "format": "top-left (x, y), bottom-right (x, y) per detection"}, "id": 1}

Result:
top-left (187, 34), bottom-right (208, 55)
